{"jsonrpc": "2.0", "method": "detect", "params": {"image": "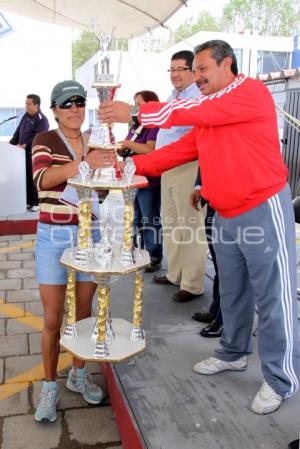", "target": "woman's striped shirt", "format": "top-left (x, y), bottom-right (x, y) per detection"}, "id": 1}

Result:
top-left (32, 129), bottom-right (82, 225)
